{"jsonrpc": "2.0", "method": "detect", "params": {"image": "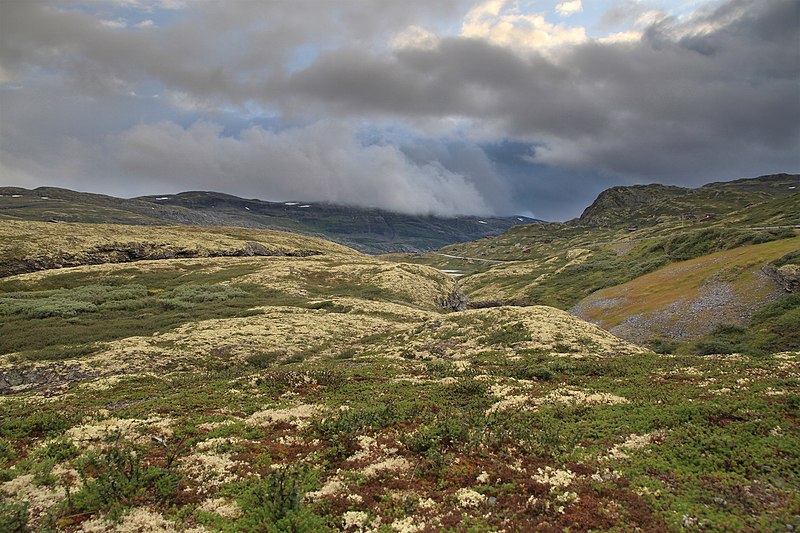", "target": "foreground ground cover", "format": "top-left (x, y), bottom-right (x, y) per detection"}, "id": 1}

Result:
top-left (1, 249), bottom-right (798, 531)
